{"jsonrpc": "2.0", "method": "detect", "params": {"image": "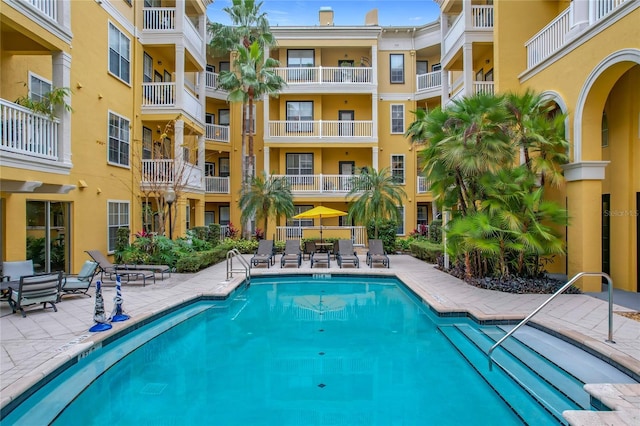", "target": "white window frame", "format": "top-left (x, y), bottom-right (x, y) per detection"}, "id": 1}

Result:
top-left (391, 154), bottom-right (405, 184)
top-left (108, 200), bottom-right (130, 253)
top-left (28, 72), bottom-right (52, 104)
top-left (142, 126), bottom-right (152, 159)
top-left (390, 54), bottom-right (405, 84)
top-left (108, 22), bottom-right (131, 84)
top-left (391, 104), bottom-right (405, 134)
top-left (288, 205), bottom-right (314, 227)
top-left (143, 52), bottom-right (153, 83)
top-left (107, 111), bottom-right (130, 167)
top-left (396, 205), bottom-right (405, 236)
top-left (286, 153), bottom-right (314, 175)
